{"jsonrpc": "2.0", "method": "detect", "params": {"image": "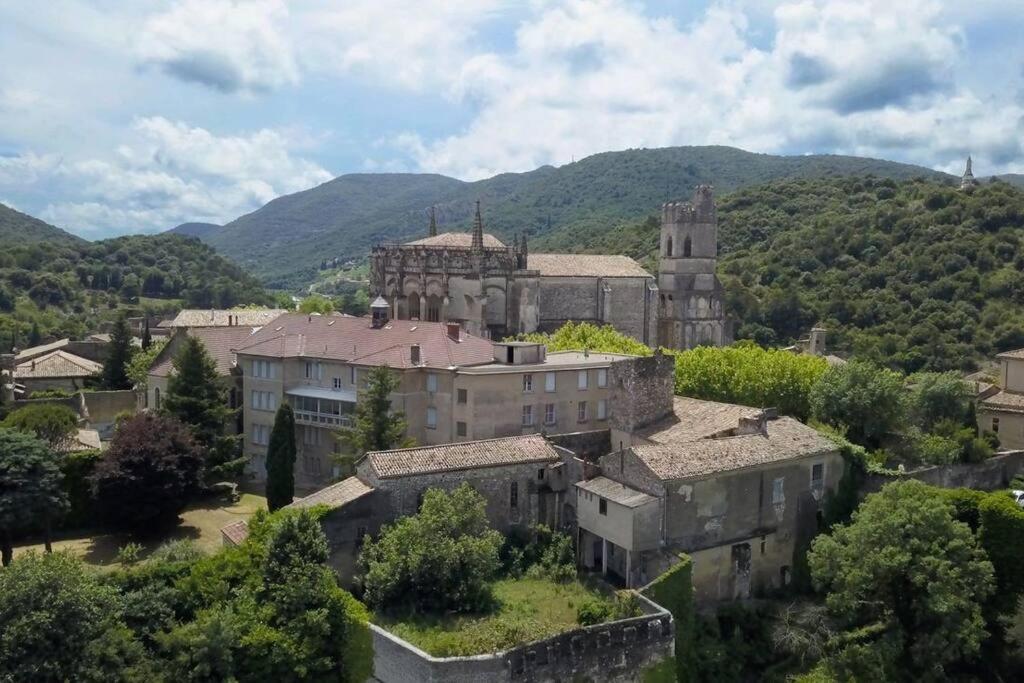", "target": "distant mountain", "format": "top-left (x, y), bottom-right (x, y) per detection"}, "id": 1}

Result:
top-left (170, 221), bottom-right (221, 239)
top-left (991, 174), bottom-right (1024, 189)
top-left (198, 145), bottom-right (952, 289)
top-left (0, 202), bottom-right (85, 245)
